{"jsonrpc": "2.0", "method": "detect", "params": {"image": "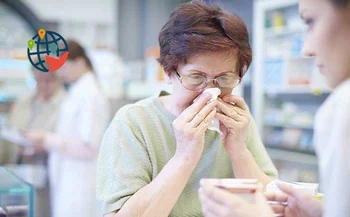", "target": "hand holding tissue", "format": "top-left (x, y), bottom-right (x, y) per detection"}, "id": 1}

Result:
top-left (201, 88), bottom-right (222, 135)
